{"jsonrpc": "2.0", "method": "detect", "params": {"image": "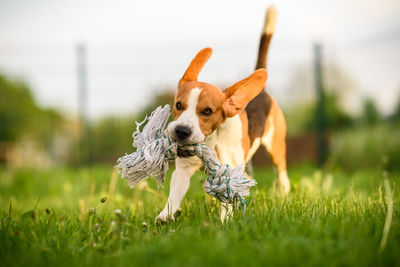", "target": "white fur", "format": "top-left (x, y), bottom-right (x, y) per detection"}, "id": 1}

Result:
top-left (157, 114), bottom-right (245, 222)
top-left (211, 115), bottom-right (244, 222)
top-left (278, 170), bottom-right (291, 194)
top-left (246, 137), bottom-right (261, 162)
top-left (262, 117), bottom-right (274, 151)
top-left (167, 88), bottom-right (205, 144)
top-left (212, 115), bottom-right (244, 167)
top-left (263, 6), bottom-right (277, 35)
top-left (156, 156), bottom-right (201, 222)
top-left (246, 117), bottom-right (274, 162)
top-left (158, 88), bottom-right (204, 222)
